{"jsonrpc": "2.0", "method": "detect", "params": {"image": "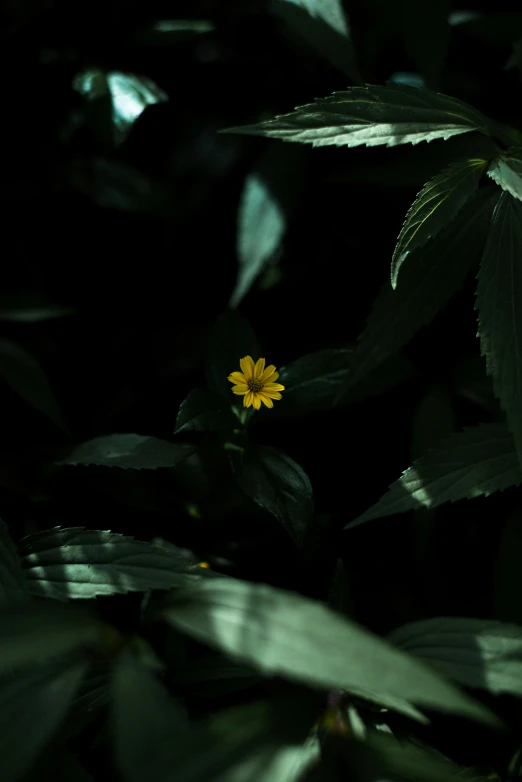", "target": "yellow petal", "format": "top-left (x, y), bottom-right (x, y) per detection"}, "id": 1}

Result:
top-left (240, 356), bottom-right (255, 378)
top-left (252, 393), bottom-right (262, 410)
top-left (228, 371), bottom-right (246, 385)
top-left (263, 383), bottom-right (285, 392)
top-left (265, 391), bottom-right (282, 400)
top-left (243, 391), bottom-right (253, 408)
top-left (259, 393), bottom-right (273, 408)
top-left (231, 384), bottom-right (249, 395)
top-left (260, 365), bottom-right (277, 383)
top-left (254, 358), bottom-right (265, 379)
